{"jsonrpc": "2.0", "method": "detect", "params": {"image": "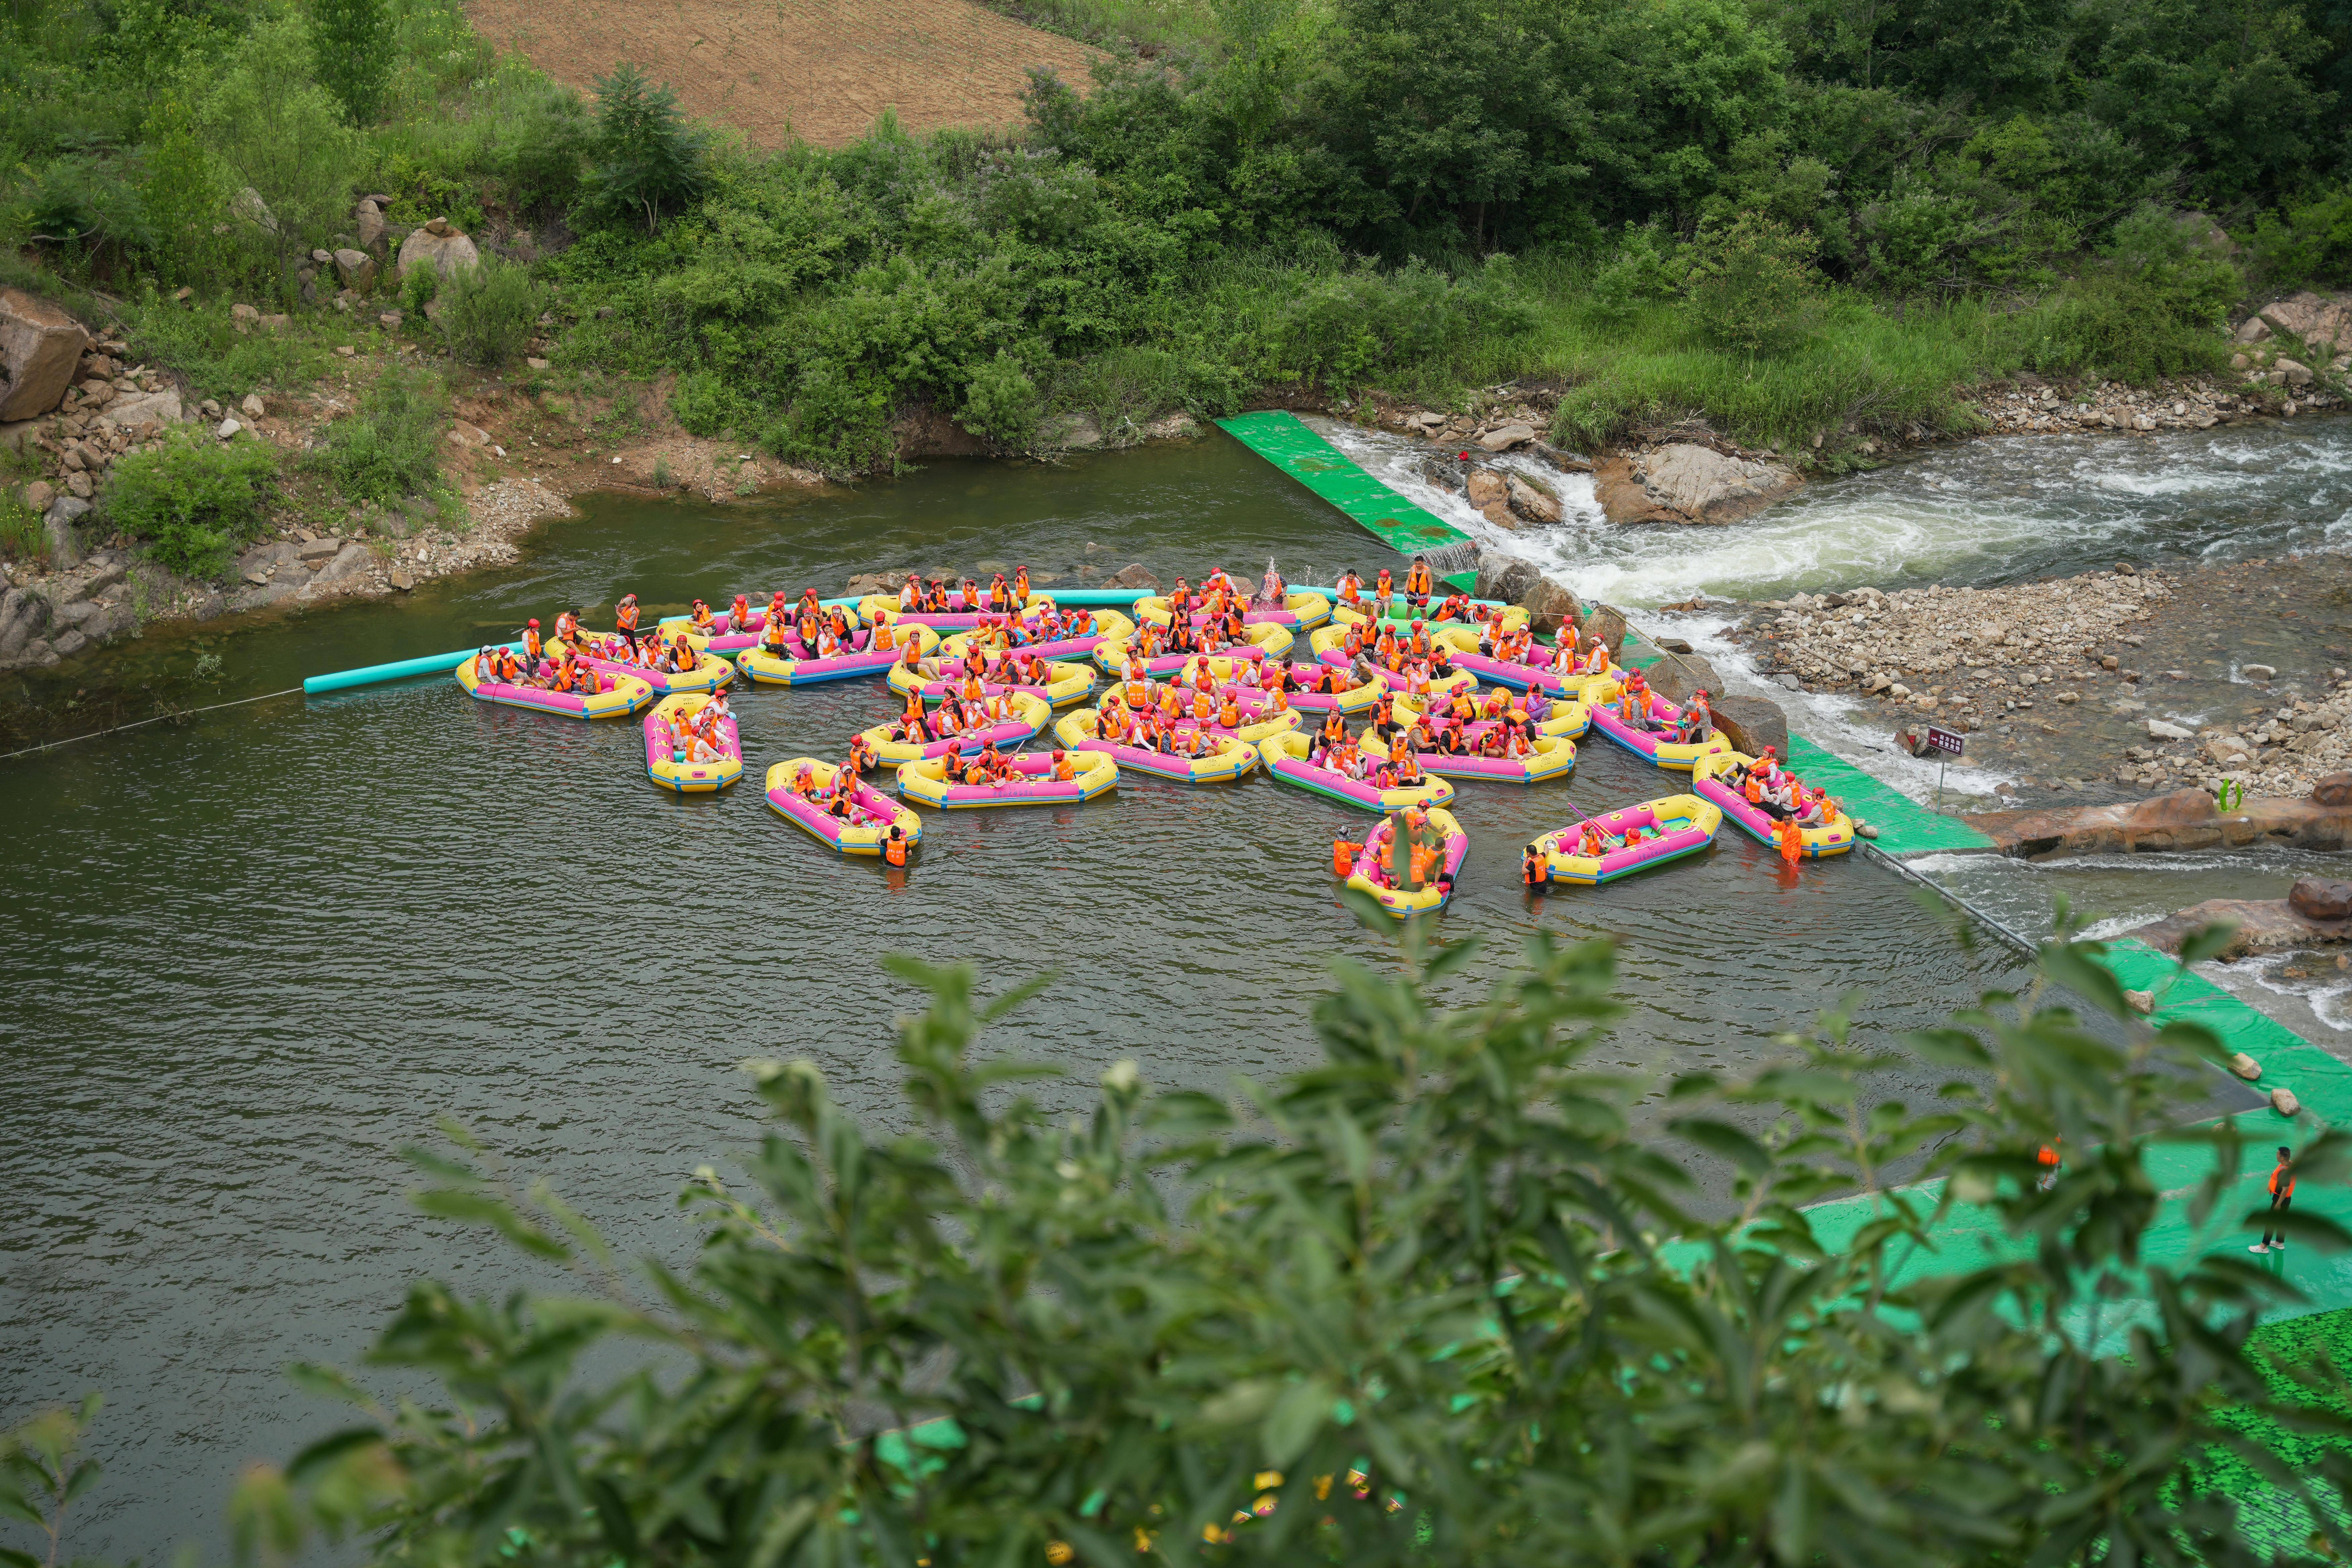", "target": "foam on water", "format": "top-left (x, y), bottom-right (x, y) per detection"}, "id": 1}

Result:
top-left (1315, 414), bottom-right (2352, 608)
